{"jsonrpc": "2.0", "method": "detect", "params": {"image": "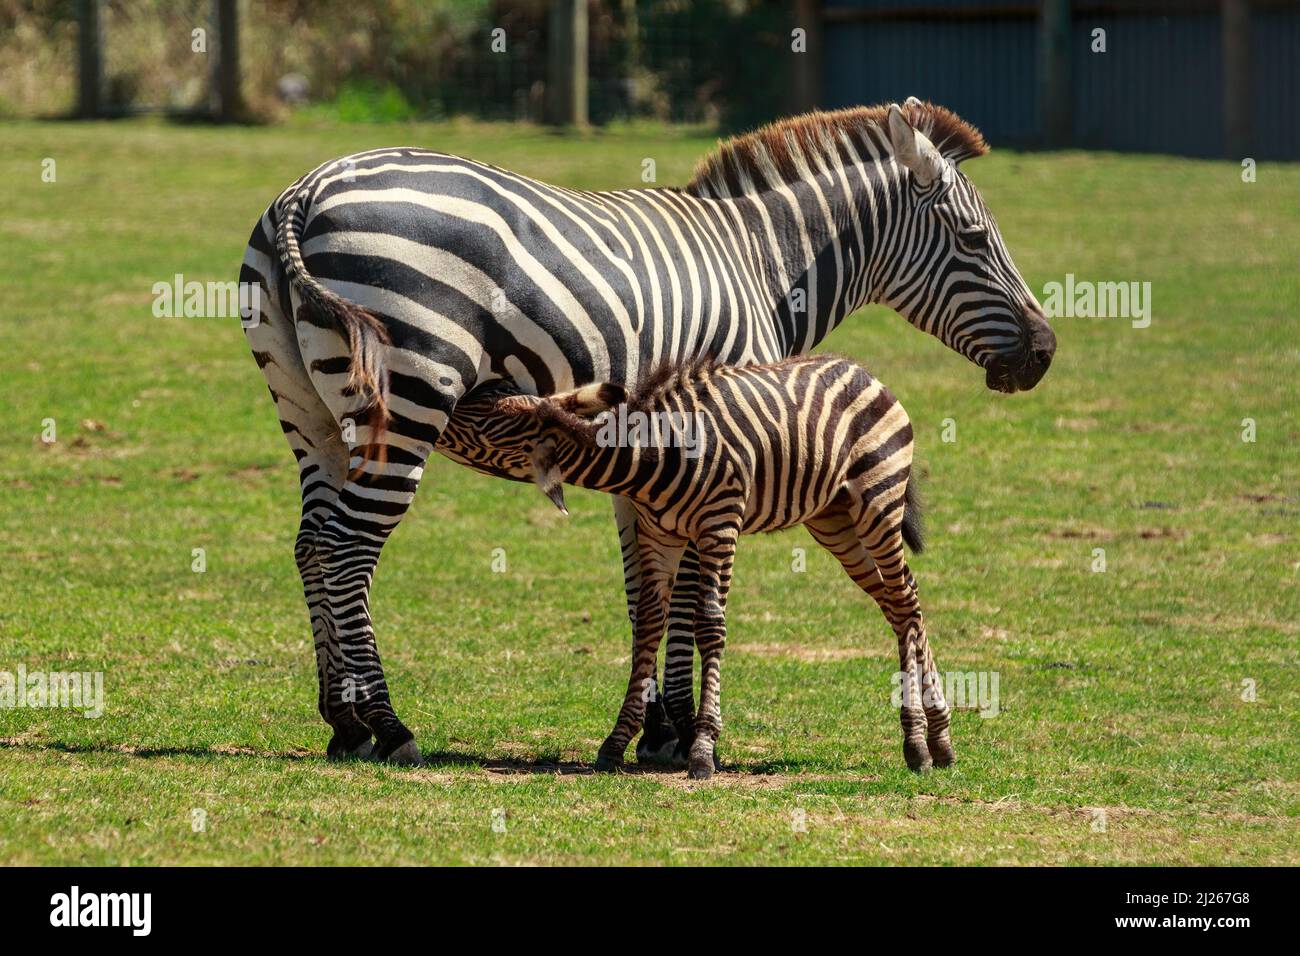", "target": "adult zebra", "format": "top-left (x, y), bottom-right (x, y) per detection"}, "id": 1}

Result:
top-left (240, 98), bottom-right (1055, 764)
